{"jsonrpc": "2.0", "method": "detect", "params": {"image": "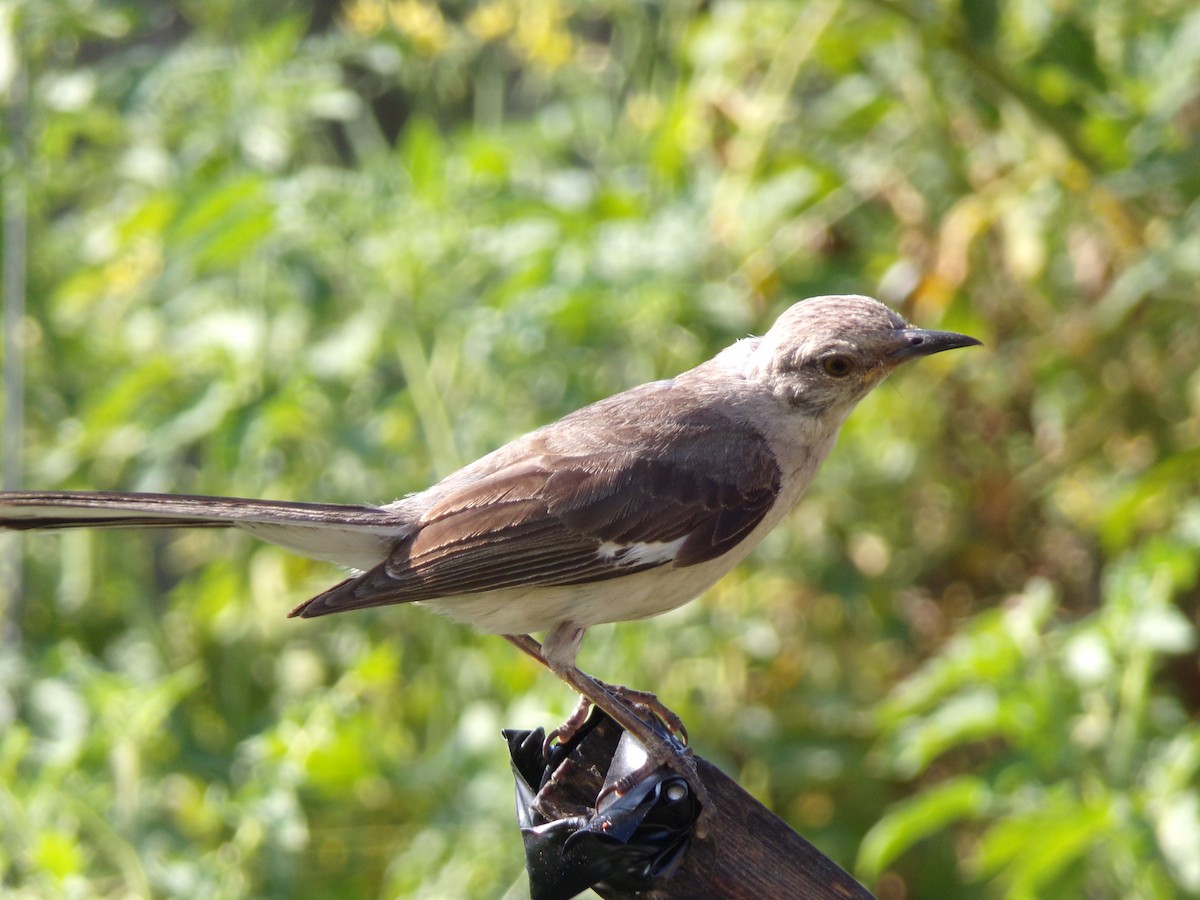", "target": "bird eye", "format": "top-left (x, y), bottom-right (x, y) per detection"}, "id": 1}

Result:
top-left (821, 355), bottom-right (853, 377)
